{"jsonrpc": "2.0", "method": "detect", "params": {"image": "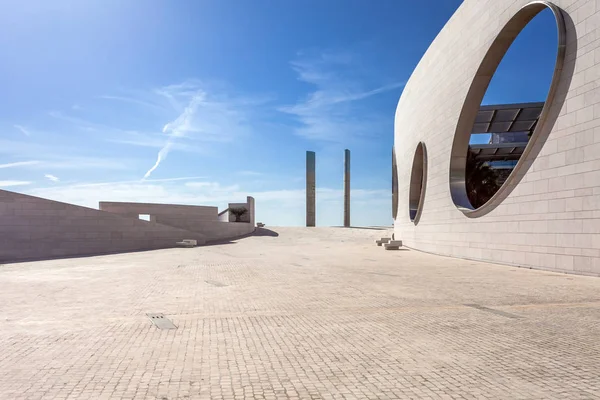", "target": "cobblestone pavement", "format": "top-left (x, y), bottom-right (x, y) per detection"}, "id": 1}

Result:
top-left (2, 227), bottom-right (600, 399)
